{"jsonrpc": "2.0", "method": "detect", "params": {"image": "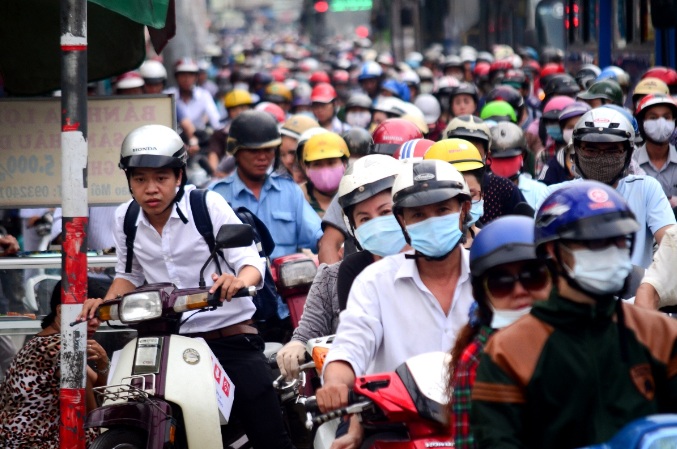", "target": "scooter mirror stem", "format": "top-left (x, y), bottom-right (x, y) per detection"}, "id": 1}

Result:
top-left (198, 251), bottom-right (217, 288)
